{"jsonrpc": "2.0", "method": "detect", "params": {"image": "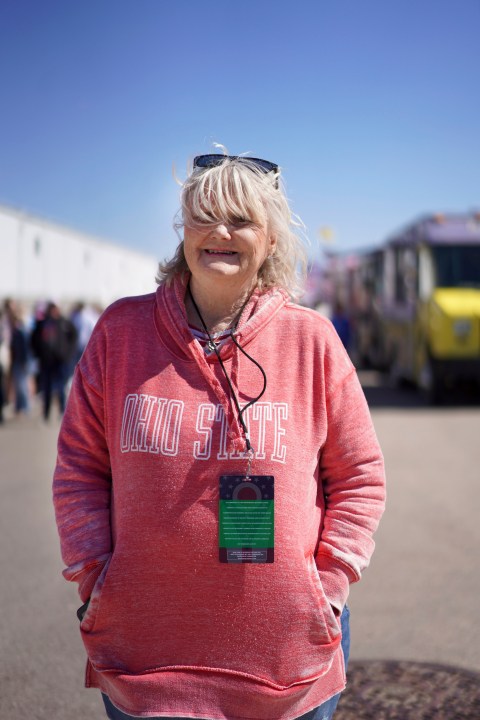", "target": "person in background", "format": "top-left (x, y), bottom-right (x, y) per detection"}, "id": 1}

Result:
top-left (330, 301), bottom-right (352, 353)
top-left (30, 301), bottom-right (47, 396)
top-left (9, 304), bottom-right (32, 415)
top-left (53, 152), bottom-right (386, 720)
top-left (31, 301), bottom-right (77, 421)
top-left (70, 301), bottom-right (100, 365)
top-left (0, 307), bottom-right (9, 424)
